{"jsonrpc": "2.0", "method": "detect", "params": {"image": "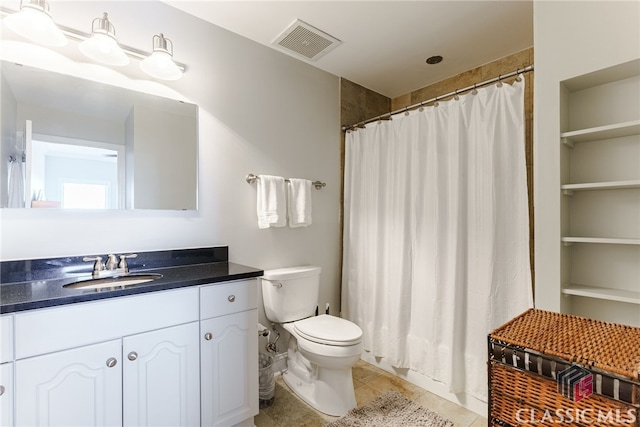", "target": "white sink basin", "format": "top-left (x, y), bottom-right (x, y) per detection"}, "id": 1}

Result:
top-left (63, 274), bottom-right (163, 292)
